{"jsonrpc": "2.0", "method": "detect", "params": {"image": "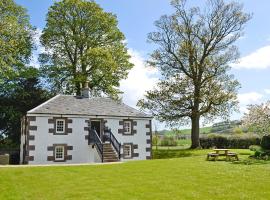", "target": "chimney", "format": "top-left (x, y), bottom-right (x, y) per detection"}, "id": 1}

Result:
top-left (81, 82), bottom-right (91, 98)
